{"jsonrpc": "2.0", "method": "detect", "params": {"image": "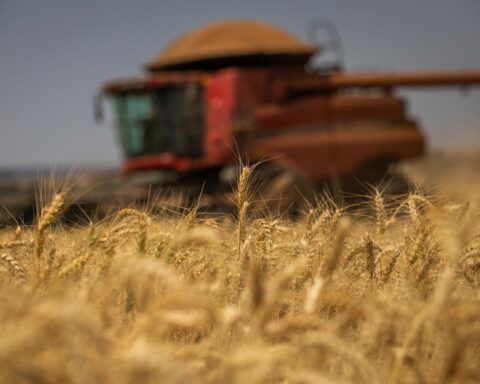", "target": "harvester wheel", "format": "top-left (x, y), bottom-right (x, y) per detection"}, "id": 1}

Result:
top-left (252, 165), bottom-right (314, 217)
top-left (342, 158), bottom-right (410, 197)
